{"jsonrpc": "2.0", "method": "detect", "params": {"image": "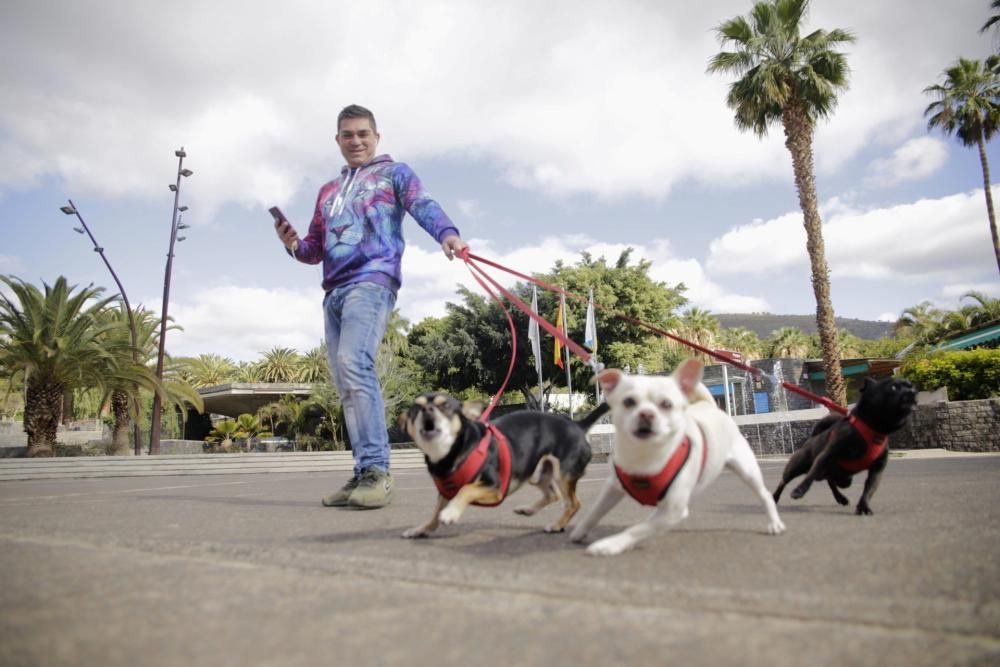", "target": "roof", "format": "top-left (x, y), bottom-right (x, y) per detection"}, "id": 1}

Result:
top-left (197, 383), bottom-right (313, 417)
top-left (936, 322), bottom-right (1000, 351)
